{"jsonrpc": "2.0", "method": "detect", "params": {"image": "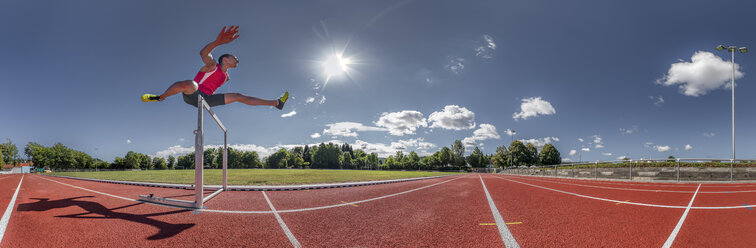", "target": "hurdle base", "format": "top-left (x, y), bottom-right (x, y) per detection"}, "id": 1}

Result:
top-left (139, 195), bottom-right (198, 209)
